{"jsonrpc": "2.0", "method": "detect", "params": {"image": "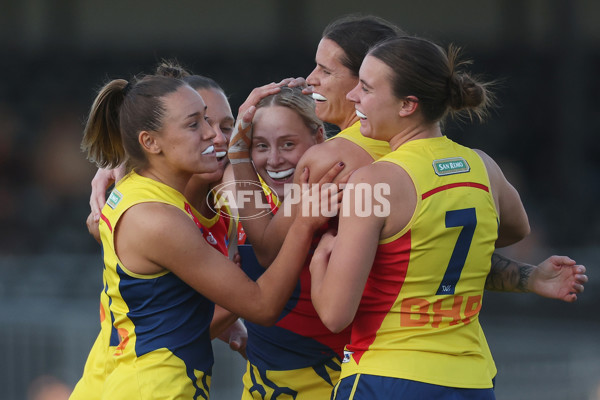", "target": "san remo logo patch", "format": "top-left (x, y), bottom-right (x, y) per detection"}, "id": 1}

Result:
top-left (433, 157), bottom-right (470, 176)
